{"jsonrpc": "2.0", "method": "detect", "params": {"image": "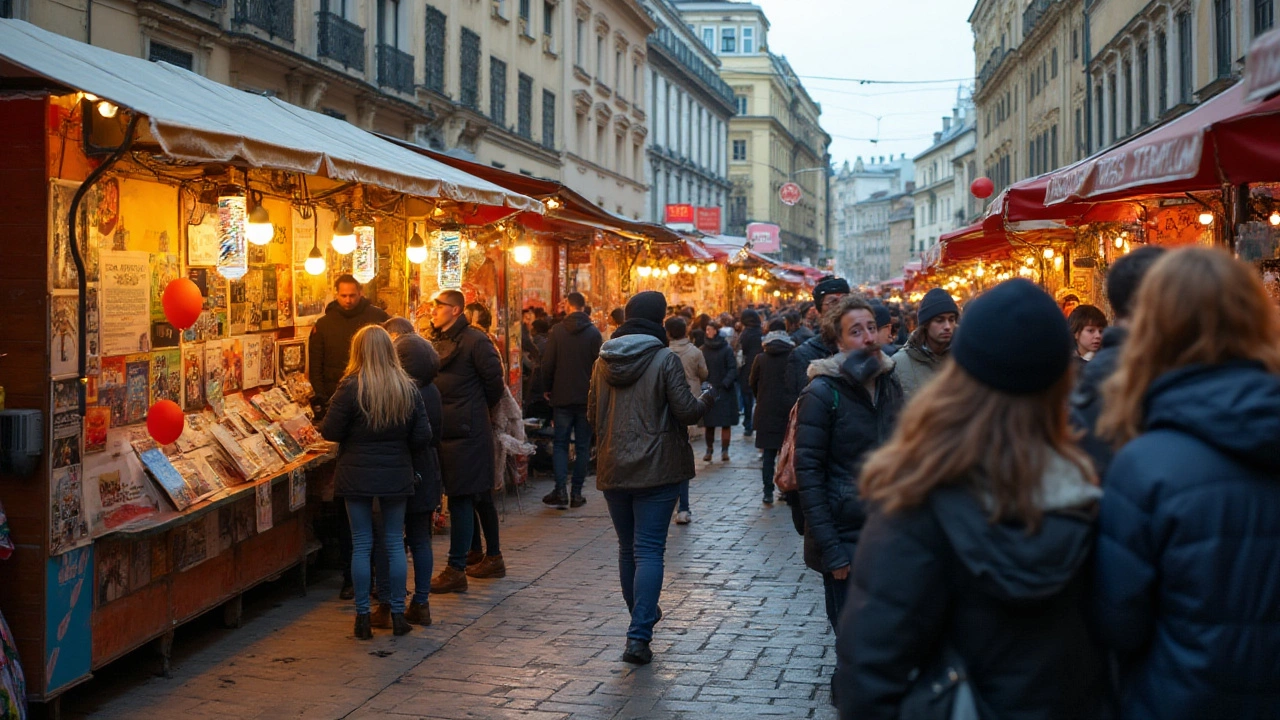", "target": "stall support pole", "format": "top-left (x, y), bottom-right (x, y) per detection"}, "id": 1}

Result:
top-left (1232, 183), bottom-right (1249, 254)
